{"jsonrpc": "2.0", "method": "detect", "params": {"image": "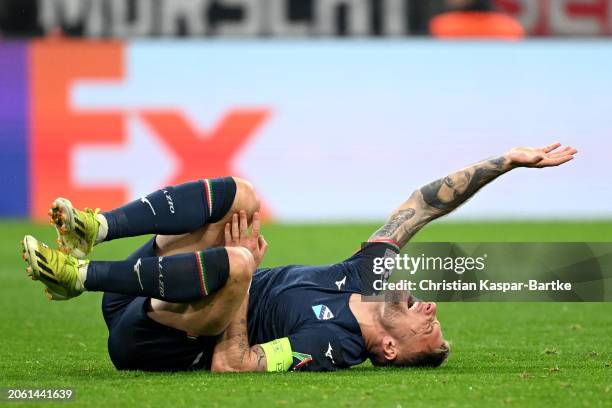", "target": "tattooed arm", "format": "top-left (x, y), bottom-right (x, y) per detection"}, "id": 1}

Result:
top-left (370, 143), bottom-right (577, 248)
top-left (211, 294), bottom-right (268, 372)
